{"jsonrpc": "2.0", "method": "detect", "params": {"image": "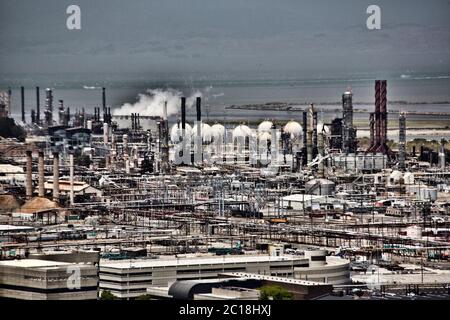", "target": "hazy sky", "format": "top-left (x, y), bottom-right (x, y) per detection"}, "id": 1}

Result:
top-left (0, 0), bottom-right (449, 80)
